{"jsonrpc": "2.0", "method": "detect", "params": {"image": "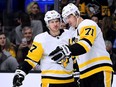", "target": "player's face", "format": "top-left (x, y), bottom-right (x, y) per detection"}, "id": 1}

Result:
top-left (48, 19), bottom-right (61, 32)
top-left (65, 14), bottom-right (77, 28)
